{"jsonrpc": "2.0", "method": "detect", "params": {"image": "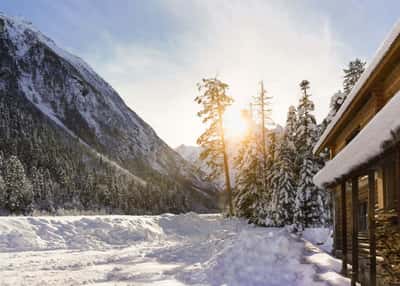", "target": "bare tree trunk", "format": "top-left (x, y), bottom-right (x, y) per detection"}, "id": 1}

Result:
top-left (260, 81), bottom-right (267, 191)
